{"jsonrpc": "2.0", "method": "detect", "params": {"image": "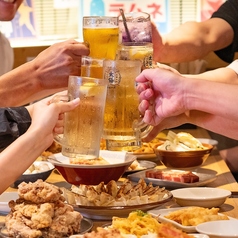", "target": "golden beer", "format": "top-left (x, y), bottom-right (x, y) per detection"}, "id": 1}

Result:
top-left (81, 56), bottom-right (104, 79)
top-left (102, 60), bottom-right (143, 151)
top-left (57, 77), bottom-right (107, 158)
top-left (83, 16), bottom-right (119, 60)
top-left (84, 27), bottom-right (119, 60)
